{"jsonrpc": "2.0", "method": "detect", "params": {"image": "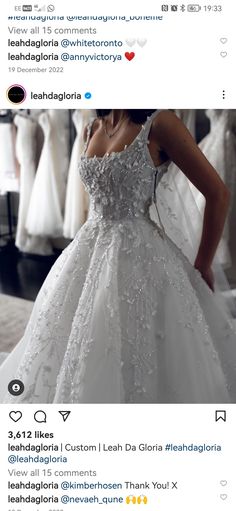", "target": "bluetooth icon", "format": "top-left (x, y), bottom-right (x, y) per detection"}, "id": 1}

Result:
top-left (180, 4), bottom-right (186, 11)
